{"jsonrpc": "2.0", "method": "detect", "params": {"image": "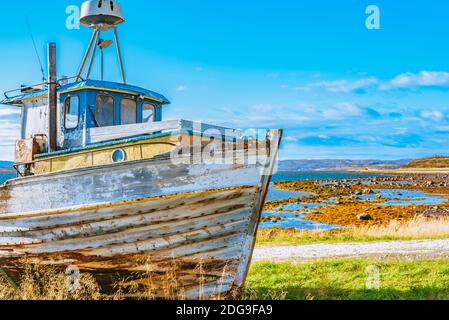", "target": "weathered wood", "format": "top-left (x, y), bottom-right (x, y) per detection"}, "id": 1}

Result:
top-left (1, 154), bottom-right (264, 214)
top-left (234, 129), bottom-right (283, 288)
top-left (0, 187), bottom-right (254, 298)
top-left (14, 139), bottom-right (35, 164)
top-left (48, 43), bottom-right (57, 152)
top-left (87, 120), bottom-right (243, 145)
